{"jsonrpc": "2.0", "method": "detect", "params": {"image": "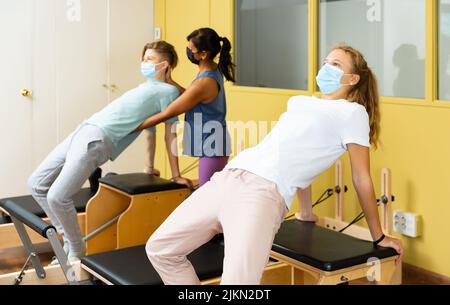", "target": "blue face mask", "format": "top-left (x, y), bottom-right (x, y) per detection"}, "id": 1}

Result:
top-left (316, 63), bottom-right (352, 94)
top-left (141, 62), bottom-right (165, 78)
